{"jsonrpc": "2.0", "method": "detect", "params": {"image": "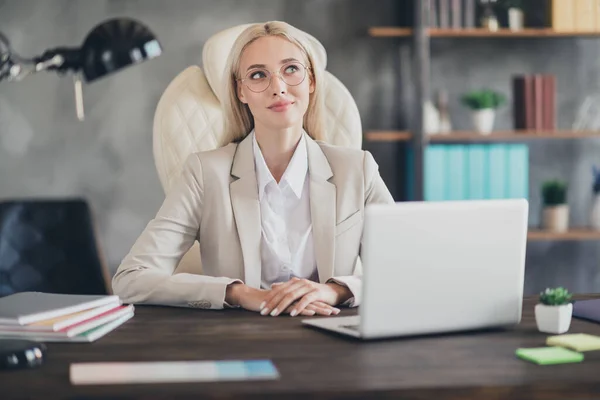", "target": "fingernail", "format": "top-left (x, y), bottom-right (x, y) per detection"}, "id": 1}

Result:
top-left (270, 308), bottom-right (278, 316)
top-left (306, 310), bottom-right (315, 316)
top-left (333, 308), bottom-right (341, 314)
top-left (290, 309), bottom-right (297, 317)
top-left (261, 308), bottom-right (269, 316)
top-left (259, 301), bottom-right (266, 310)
